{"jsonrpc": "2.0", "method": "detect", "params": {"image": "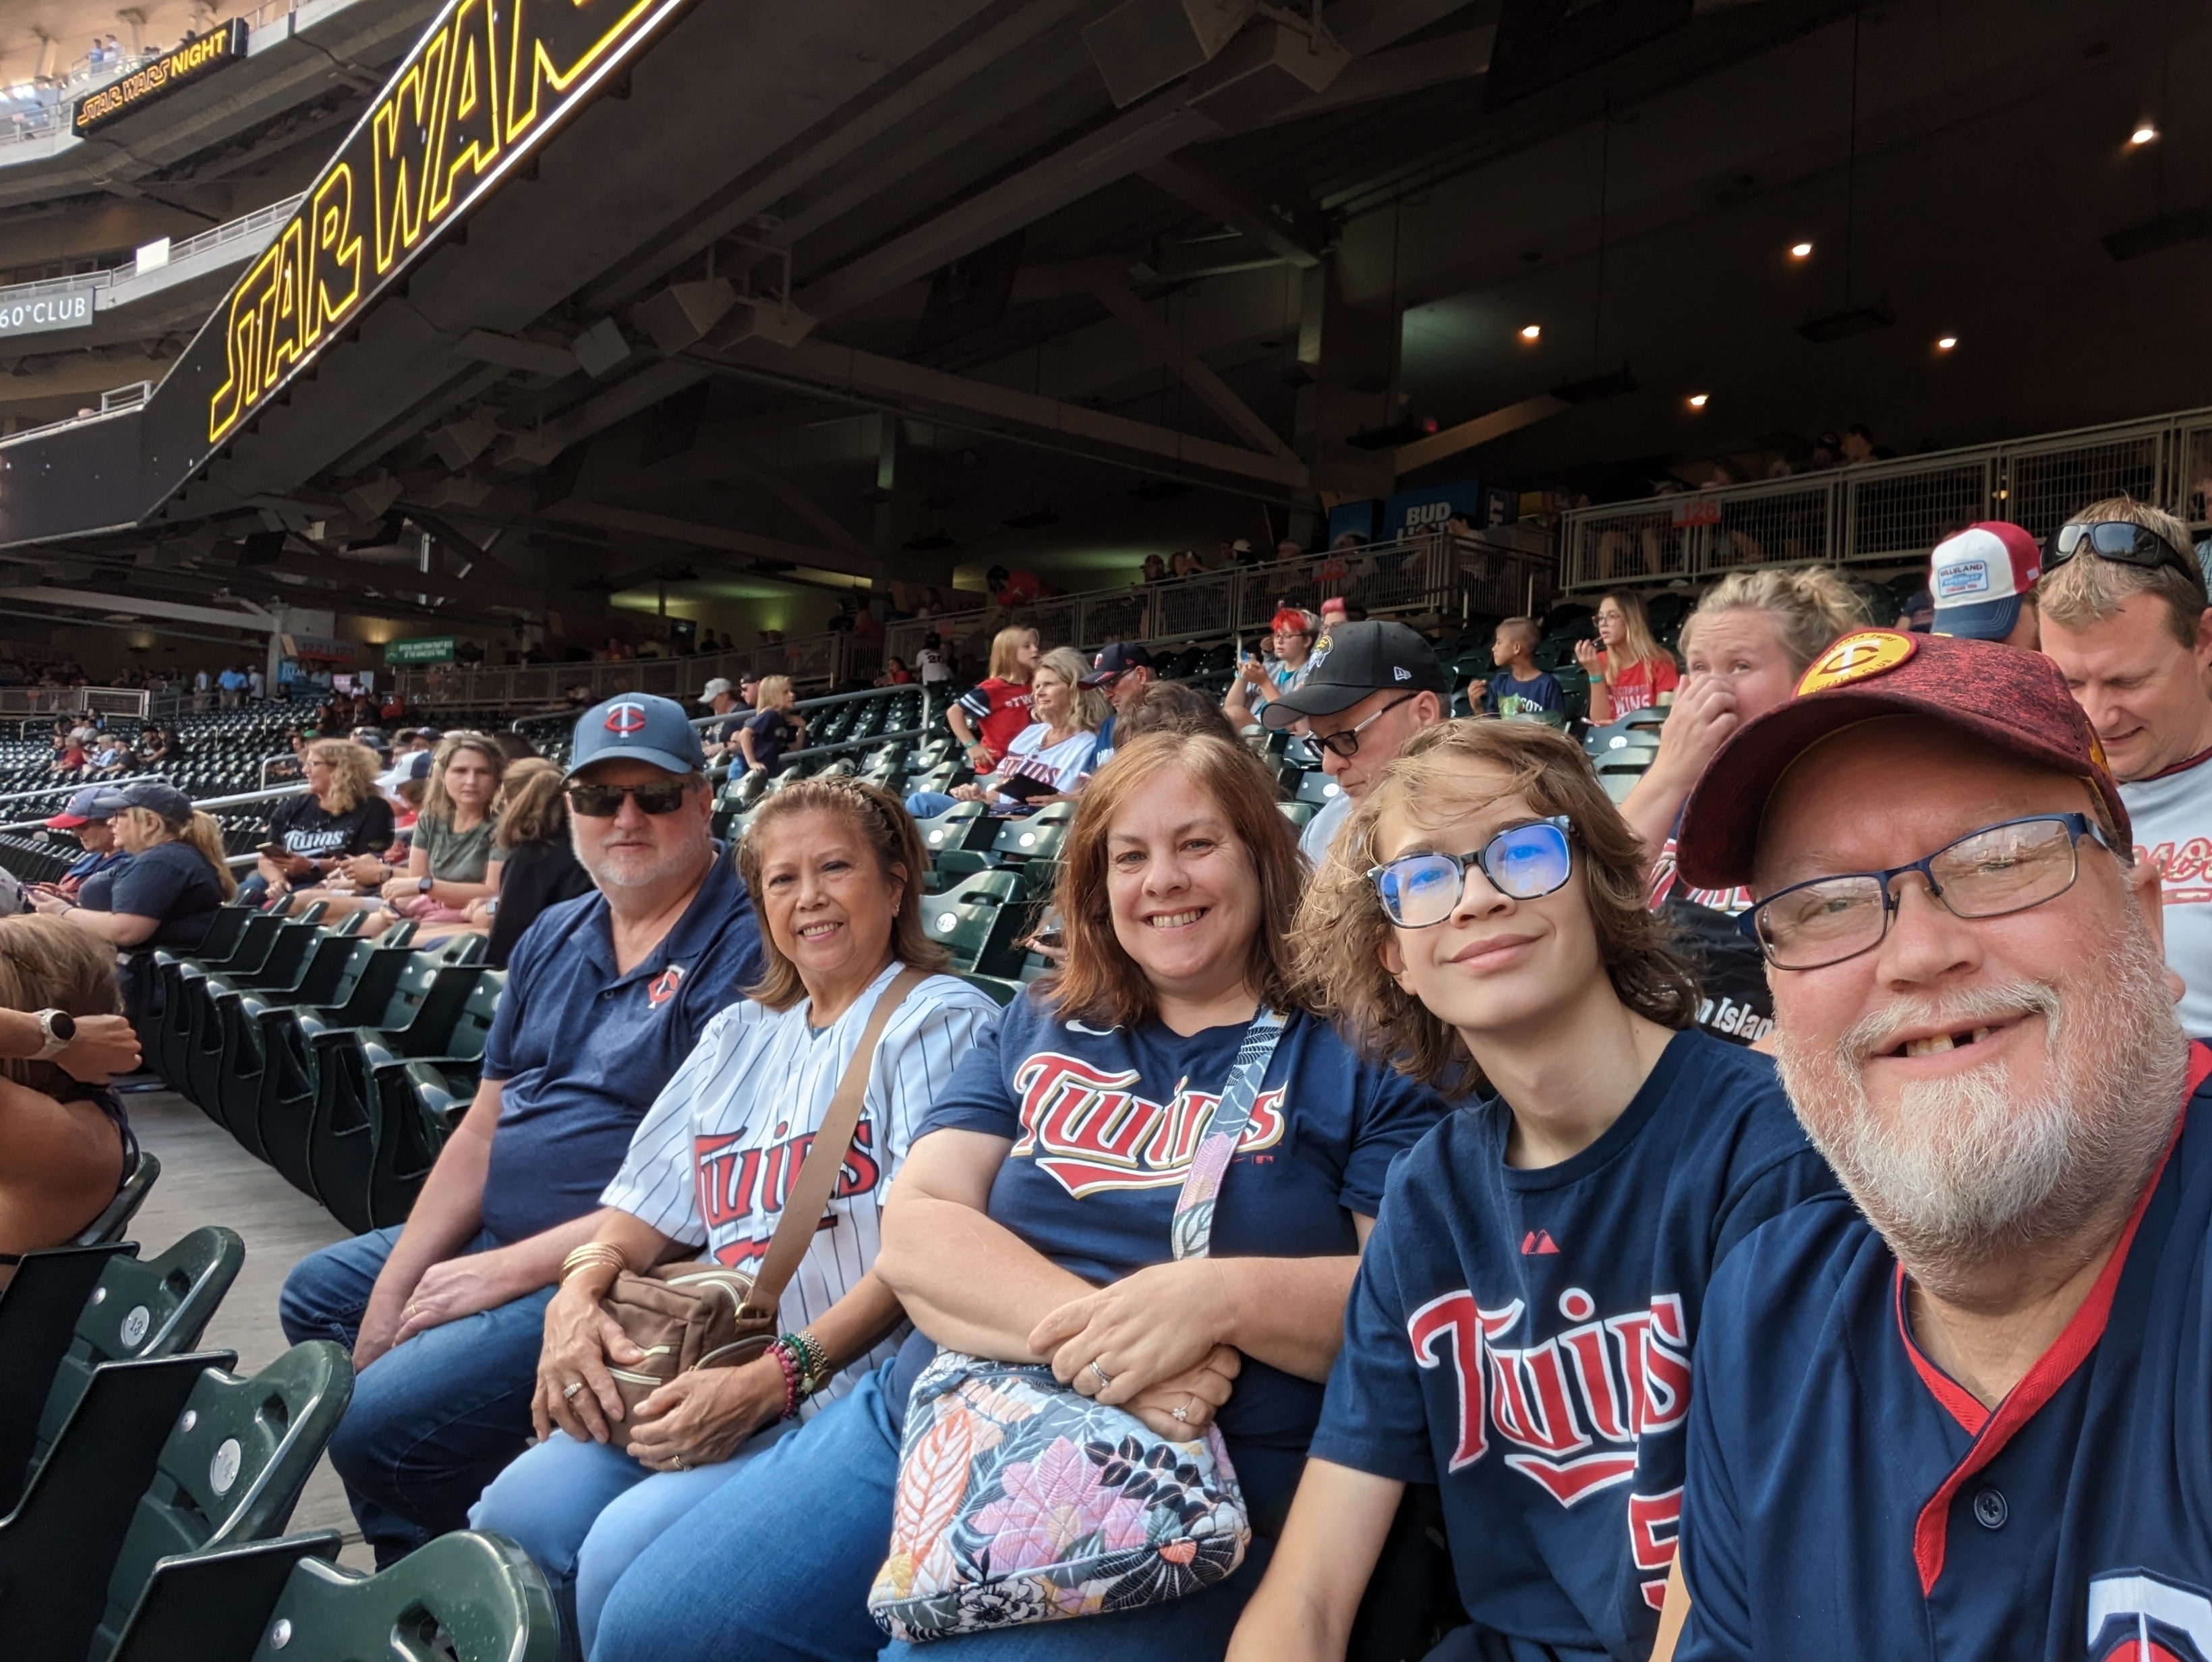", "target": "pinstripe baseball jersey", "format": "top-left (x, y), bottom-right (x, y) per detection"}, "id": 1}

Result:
top-left (600, 961), bottom-right (997, 1412)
